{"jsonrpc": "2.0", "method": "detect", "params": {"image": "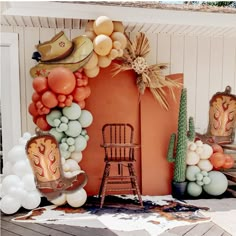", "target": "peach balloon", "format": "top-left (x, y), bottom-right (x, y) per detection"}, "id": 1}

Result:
top-left (93, 35), bottom-right (112, 56)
